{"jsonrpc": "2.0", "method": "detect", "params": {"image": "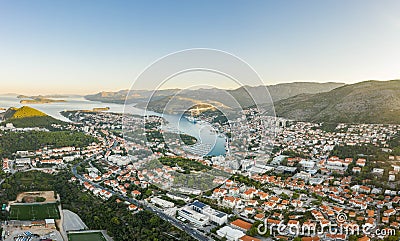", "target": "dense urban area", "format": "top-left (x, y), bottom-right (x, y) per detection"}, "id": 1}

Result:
top-left (0, 105), bottom-right (400, 241)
